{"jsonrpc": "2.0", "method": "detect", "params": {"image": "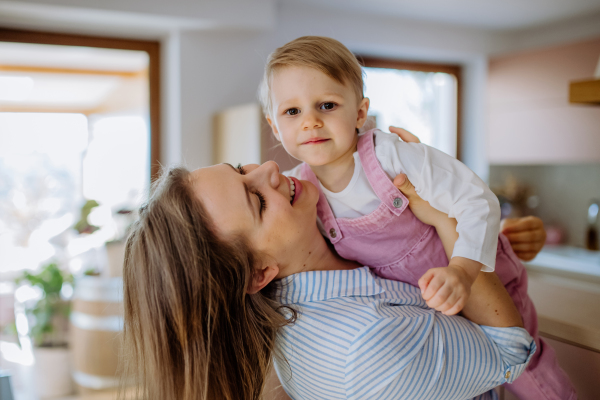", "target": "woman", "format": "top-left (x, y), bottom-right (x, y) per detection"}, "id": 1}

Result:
top-left (120, 156), bottom-right (542, 400)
